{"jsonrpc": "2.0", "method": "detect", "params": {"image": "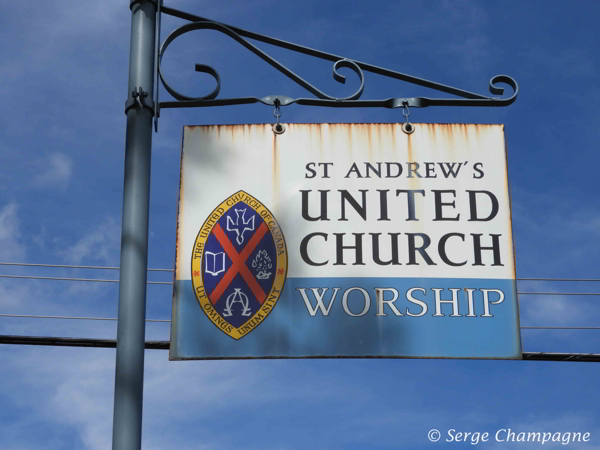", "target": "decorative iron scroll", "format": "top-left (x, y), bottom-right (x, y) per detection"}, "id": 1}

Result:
top-left (157, 5), bottom-right (518, 112)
